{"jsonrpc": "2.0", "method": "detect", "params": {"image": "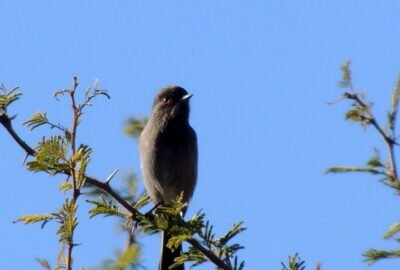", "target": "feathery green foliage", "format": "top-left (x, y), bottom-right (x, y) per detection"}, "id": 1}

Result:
top-left (10, 78), bottom-right (111, 270)
top-left (24, 112), bottom-right (49, 130)
top-left (71, 145), bottom-right (92, 189)
top-left (363, 249), bottom-right (400, 264)
top-left (367, 149), bottom-right (384, 168)
top-left (0, 85), bottom-right (22, 109)
top-left (330, 60), bottom-right (400, 264)
top-left (383, 222), bottom-right (400, 241)
top-left (281, 253), bottom-right (306, 270)
top-left (88, 196), bottom-right (128, 218)
top-left (24, 112), bottom-right (65, 131)
top-left (59, 181), bottom-right (73, 193)
top-left (56, 199), bottom-right (78, 242)
top-left (326, 166), bottom-right (384, 175)
top-left (15, 199), bottom-right (78, 244)
top-left (388, 76), bottom-right (400, 131)
top-left (27, 135), bottom-right (68, 175)
top-left (14, 213), bottom-right (58, 228)
top-left (88, 190), bottom-right (246, 269)
top-left (2, 78), bottom-right (247, 270)
top-left (133, 192), bottom-right (152, 209)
